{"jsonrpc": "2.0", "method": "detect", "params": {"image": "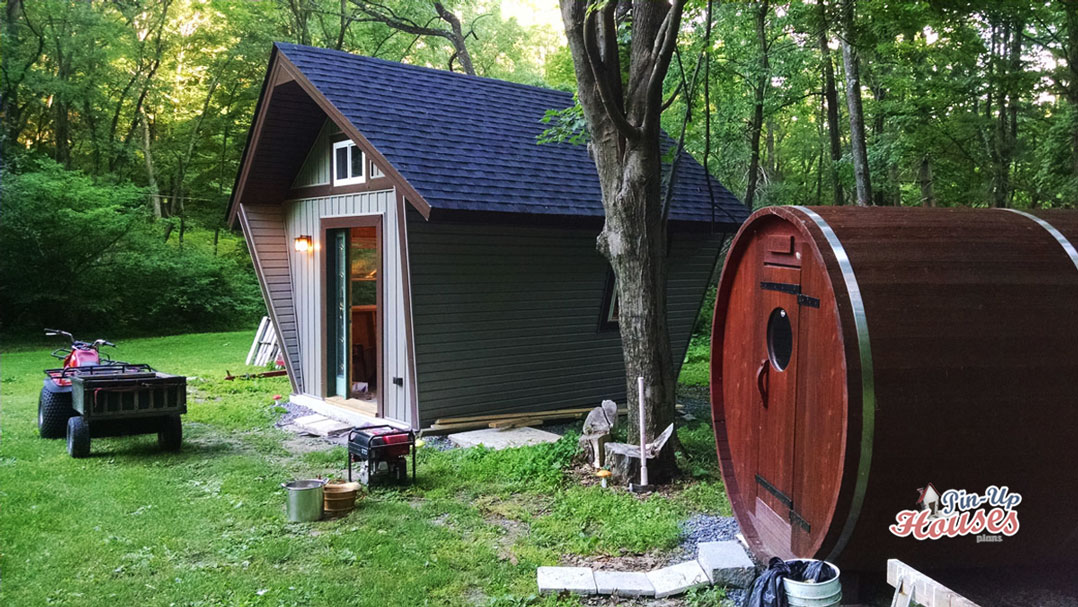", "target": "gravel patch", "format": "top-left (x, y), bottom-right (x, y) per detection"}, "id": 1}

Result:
top-left (672, 514), bottom-right (749, 607)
